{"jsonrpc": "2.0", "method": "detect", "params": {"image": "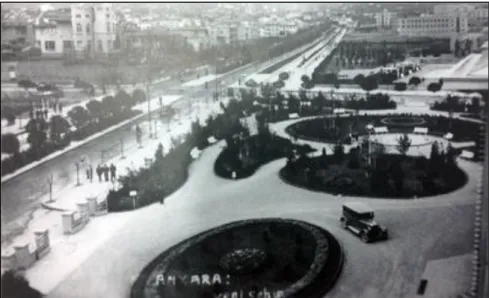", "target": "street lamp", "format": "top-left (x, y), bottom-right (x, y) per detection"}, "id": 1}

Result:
top-left (366, 124), bottom-right (374, 166)
top-left (75, 161), bottom-right (81, 186)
